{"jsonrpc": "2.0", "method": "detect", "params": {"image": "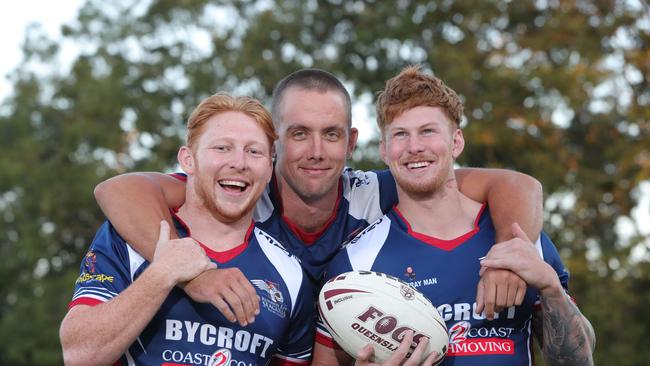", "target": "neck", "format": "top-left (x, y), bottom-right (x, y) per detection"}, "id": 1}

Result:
top-left (396, 179), bottom-right (482, 240)
top-left (275, 169), bottom-right (339, 233)
top-left (177, 194), bottom-right (252, 252)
